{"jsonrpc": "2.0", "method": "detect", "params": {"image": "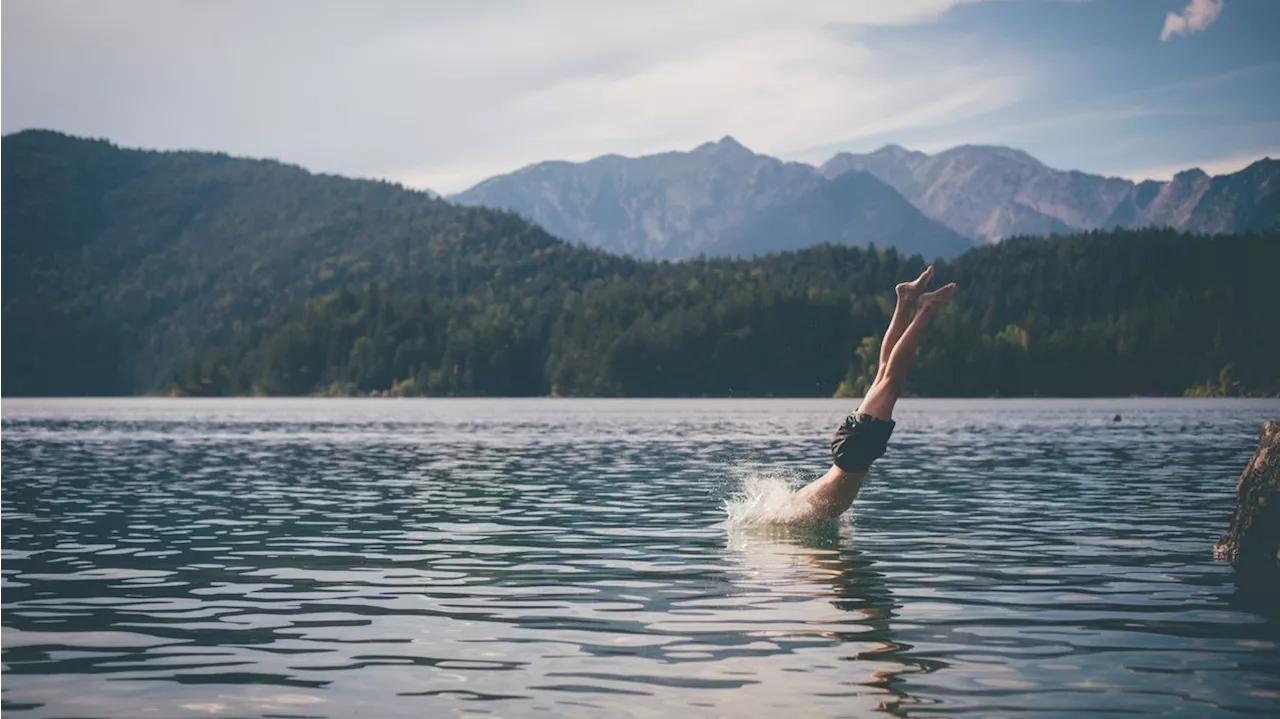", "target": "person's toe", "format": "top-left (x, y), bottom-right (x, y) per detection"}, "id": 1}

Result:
top-left (899, 265), bottom-right (935, 297)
